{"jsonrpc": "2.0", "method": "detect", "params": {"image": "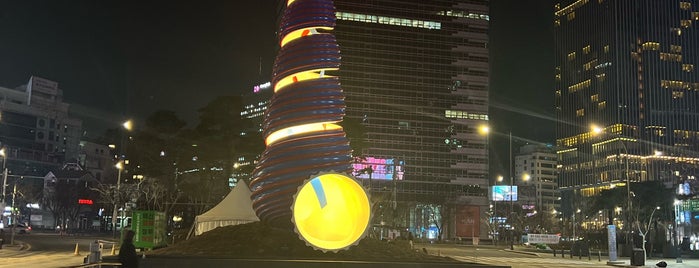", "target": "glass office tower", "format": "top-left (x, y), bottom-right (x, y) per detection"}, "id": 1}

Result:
top-left (275, 0), bottom-right (490, 239)
top-left (555, 0), bottom-right (699, 220)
